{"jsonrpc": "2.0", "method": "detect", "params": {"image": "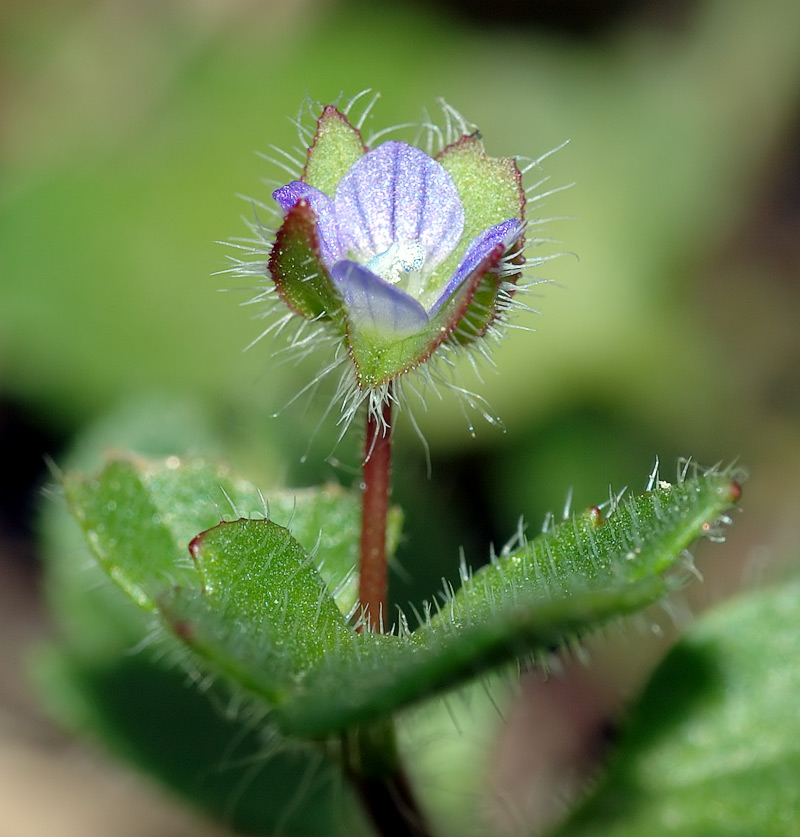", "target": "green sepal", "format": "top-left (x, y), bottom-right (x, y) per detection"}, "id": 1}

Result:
top-left (344, 317), bottom-right (439, 390)
top-left (437, 242), bottom-right (510, 347)
top-left (268, 200), bottom-right (343, 321)
top-left (449, 270), bottom-right (506, 345)
top-left (303, 105), bottom-right (366, 196)
top-left (437, 133), bottom-right (525, 281)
